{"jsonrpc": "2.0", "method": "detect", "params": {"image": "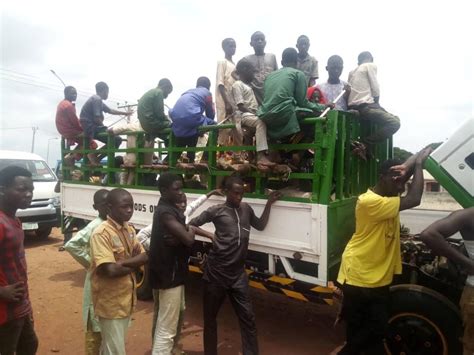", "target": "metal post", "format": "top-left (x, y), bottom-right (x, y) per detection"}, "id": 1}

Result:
top-left (31, 126), bottom-right (39, 153)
